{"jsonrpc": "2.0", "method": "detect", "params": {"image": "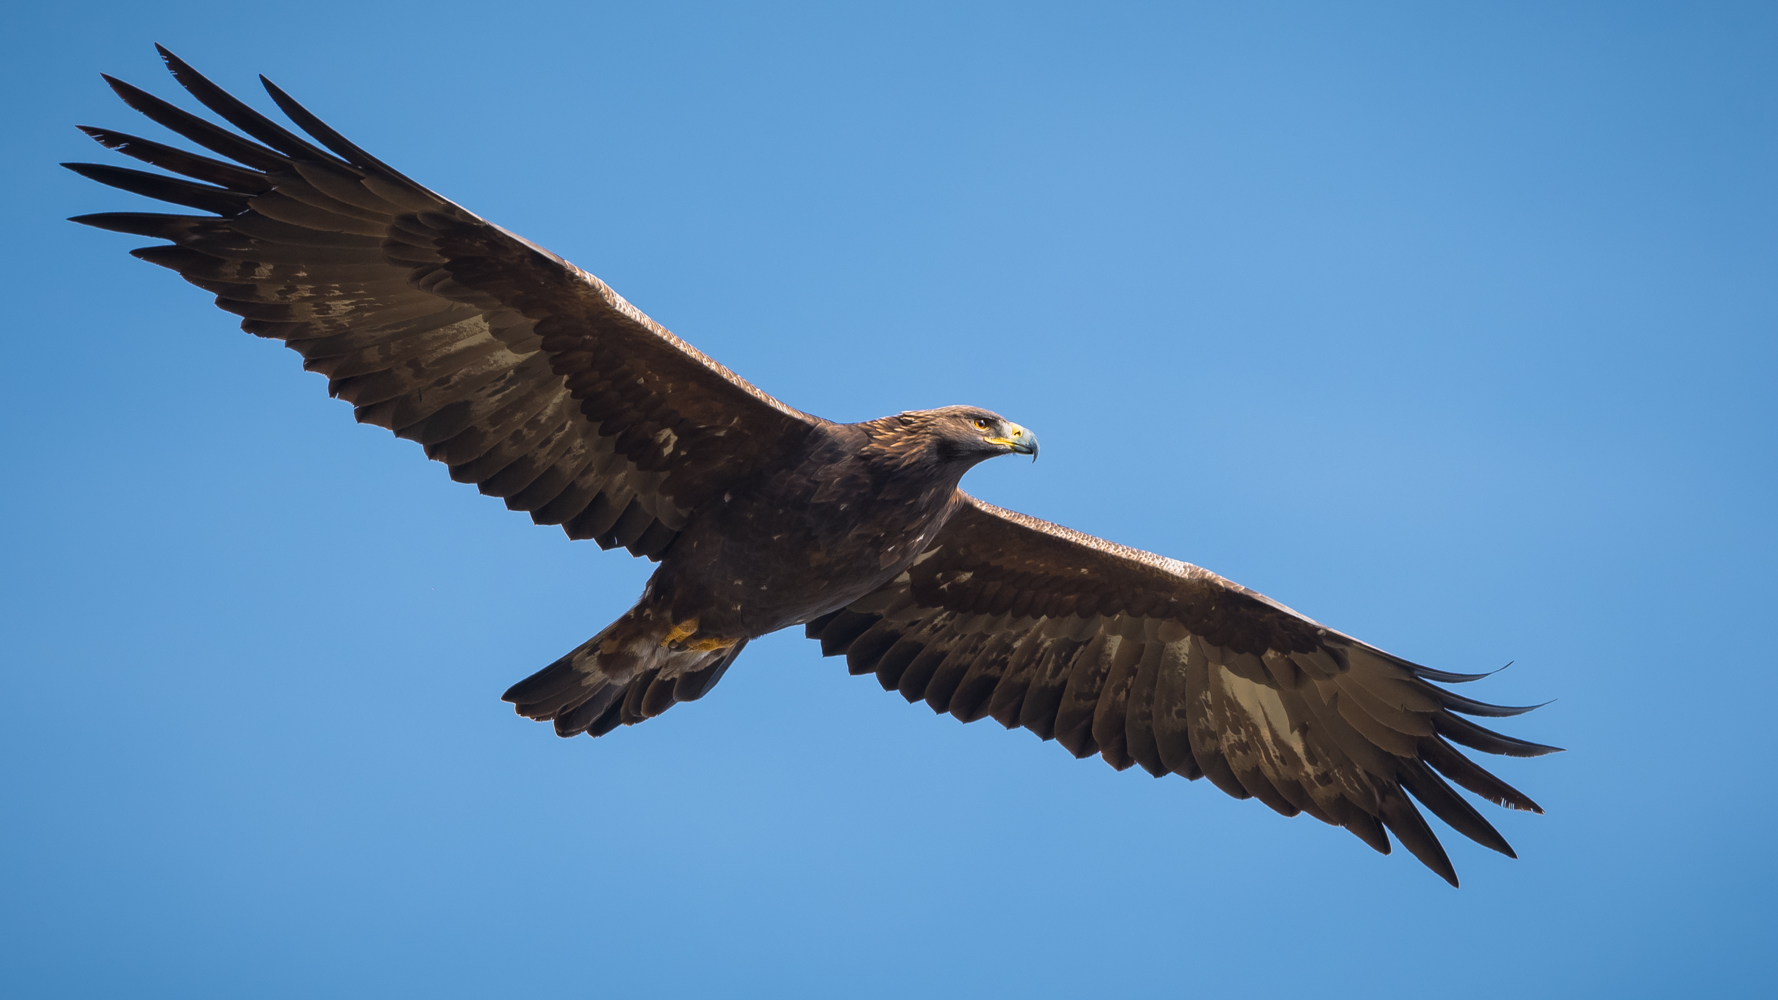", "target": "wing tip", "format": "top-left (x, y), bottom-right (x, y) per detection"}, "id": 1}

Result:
top-left (1440, 691), bottom-right (1556, 719)
top-left (152, 42), bottom-right (184, 73)
top-left (67, 211), bottom-right (176, 235)
top-left (100, 72), bottom-right (148, 105)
